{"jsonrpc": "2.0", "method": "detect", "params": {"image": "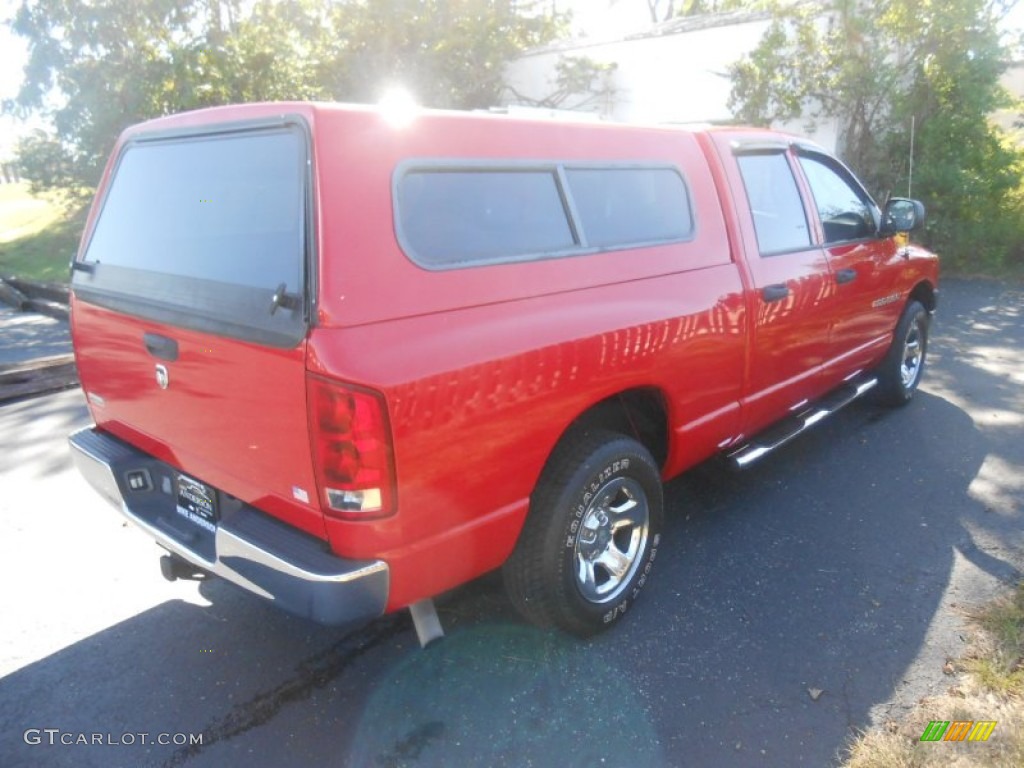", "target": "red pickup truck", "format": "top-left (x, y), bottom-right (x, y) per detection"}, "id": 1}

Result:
top-left (68, 102), bottom-right (938, 643)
